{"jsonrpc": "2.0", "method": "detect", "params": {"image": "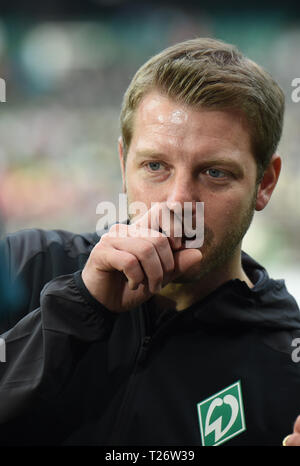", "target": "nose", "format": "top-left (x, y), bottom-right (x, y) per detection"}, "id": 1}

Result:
top-left (166, 170), bottom-right (200, 215)
top-left (164, 170), bottom-right (204, 246)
